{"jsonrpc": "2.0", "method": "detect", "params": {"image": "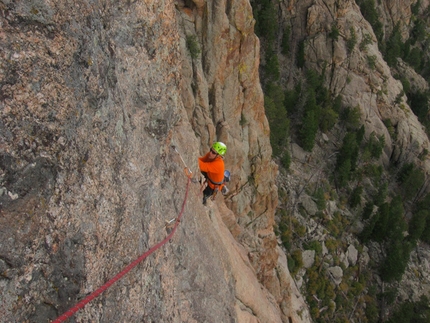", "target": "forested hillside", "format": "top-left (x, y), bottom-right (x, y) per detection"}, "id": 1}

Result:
top-left (251, 0), bottom-right (430, 321)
